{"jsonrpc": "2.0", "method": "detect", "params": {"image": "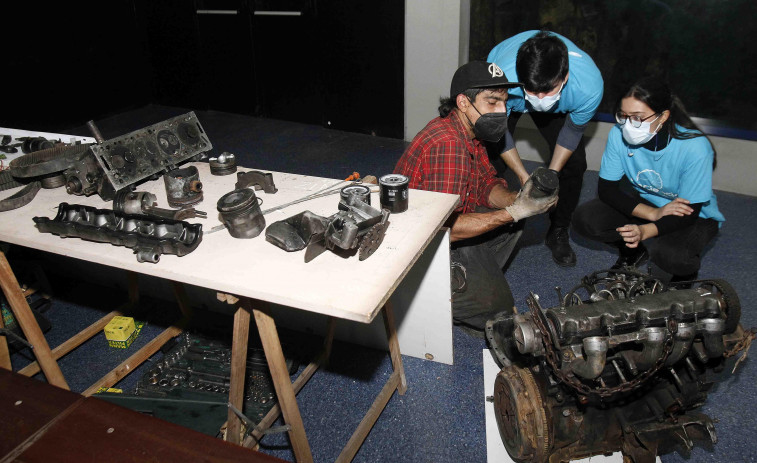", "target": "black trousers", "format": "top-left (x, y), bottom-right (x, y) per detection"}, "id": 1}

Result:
top-left (450, 221), bottom-right (523, 330)
top-left (572, 196), bottom-right (719, 276)
top-left (488, 111), bottom-right (588, 229)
